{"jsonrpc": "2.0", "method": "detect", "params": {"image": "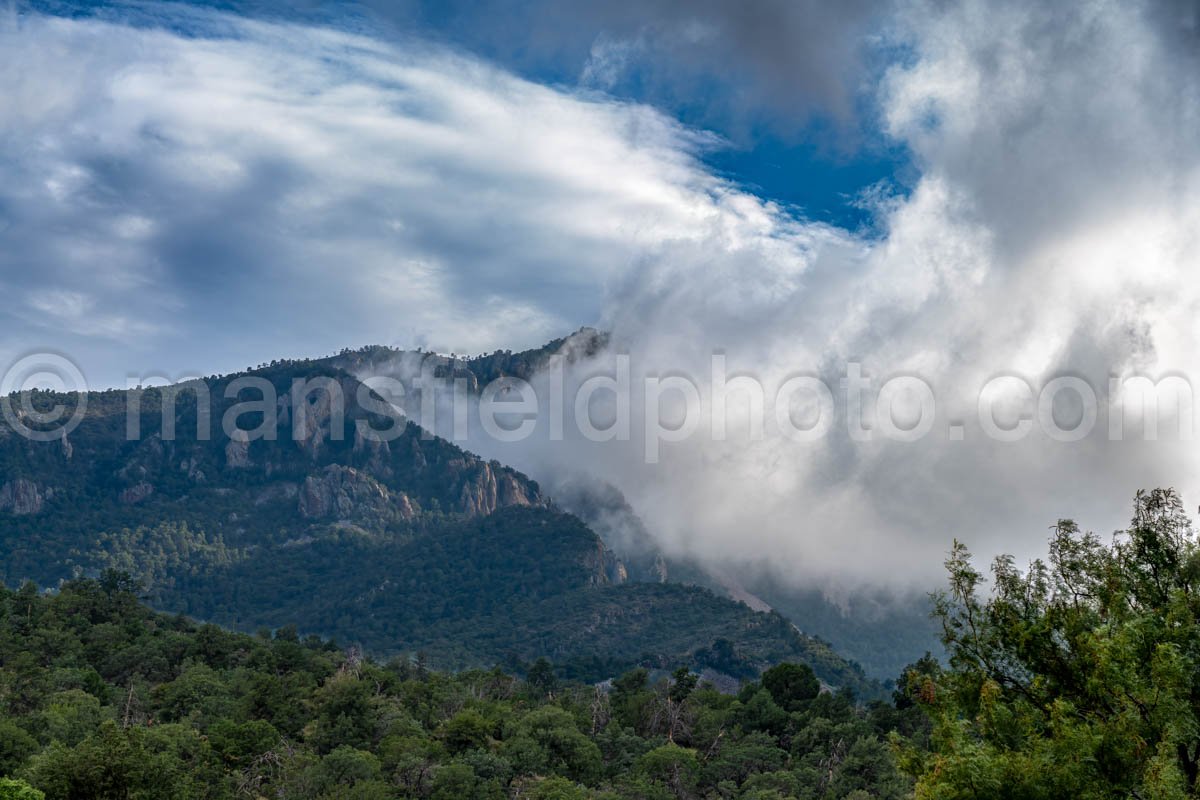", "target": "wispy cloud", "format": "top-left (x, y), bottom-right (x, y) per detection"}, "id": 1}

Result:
top-left (0, 7), bottom-right (733, 377)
